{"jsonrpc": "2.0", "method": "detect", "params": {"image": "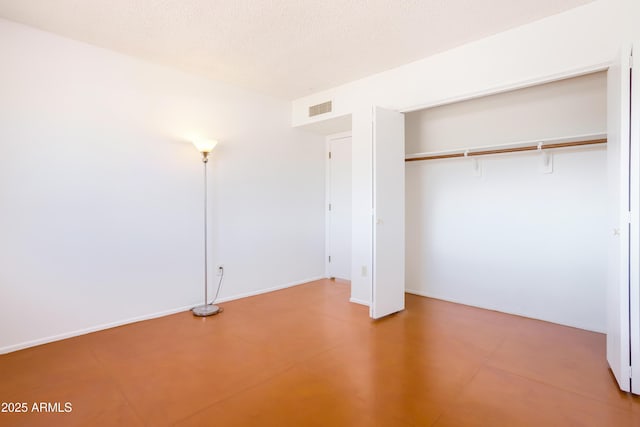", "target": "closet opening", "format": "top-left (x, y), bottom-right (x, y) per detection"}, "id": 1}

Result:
top-left (403, 71), bottom-right (608, 333)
